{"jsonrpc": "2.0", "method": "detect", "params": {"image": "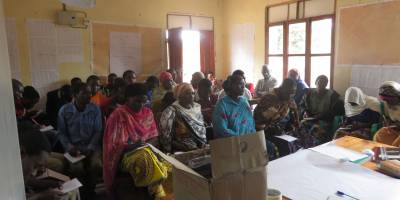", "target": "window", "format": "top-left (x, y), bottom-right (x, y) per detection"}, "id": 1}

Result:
top-left (266, 0), bottom-right (335, 87)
